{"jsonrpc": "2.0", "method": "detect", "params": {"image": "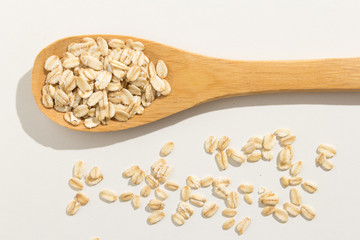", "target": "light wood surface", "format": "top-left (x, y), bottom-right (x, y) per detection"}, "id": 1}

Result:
top-left (31, 35), bottom-right (360, 132)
